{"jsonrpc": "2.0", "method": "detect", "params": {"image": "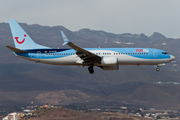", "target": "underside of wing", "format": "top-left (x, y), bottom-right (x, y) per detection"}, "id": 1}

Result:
top-left (67, 42), bottom-right (101, 63)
